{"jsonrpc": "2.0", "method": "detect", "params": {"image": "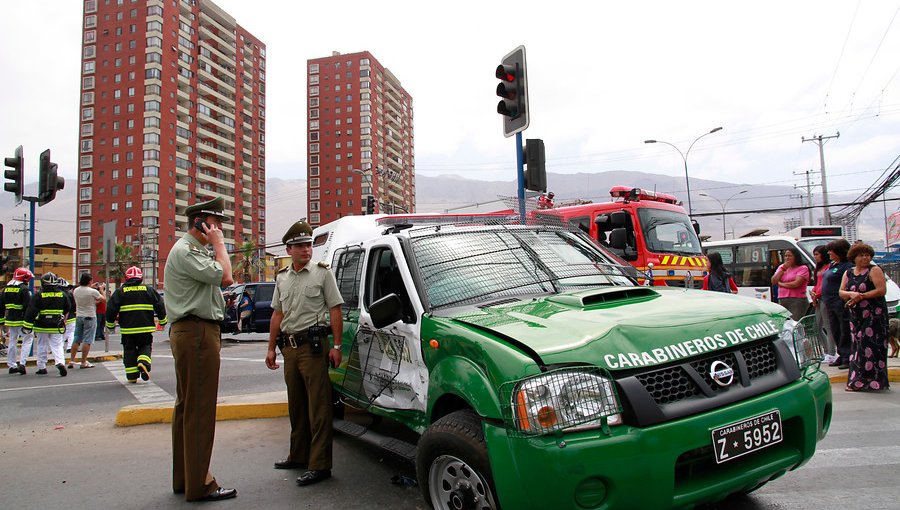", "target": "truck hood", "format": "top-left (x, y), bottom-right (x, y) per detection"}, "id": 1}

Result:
top-left (448, 287), bottom-right (789, 371)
